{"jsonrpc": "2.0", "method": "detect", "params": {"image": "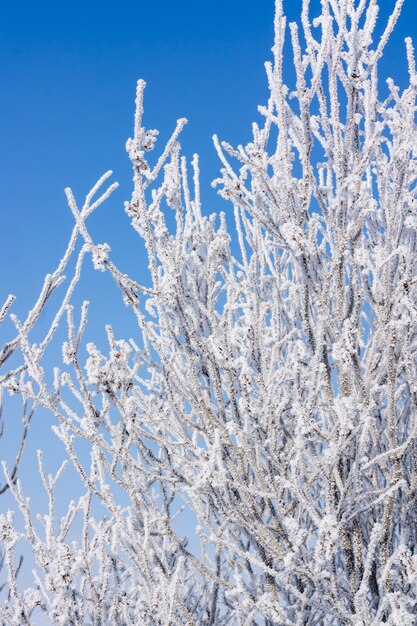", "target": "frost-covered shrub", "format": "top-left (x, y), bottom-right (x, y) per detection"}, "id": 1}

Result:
top-left (2, 0), bottom-right (417, 623)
